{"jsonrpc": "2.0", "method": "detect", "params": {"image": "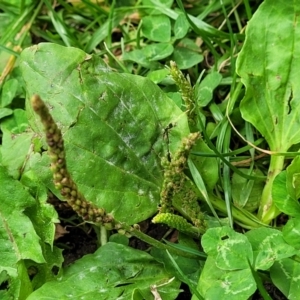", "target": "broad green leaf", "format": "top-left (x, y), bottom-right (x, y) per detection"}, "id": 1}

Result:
top-left (237, 0), bottom-right (300, 223)
top-left (232, 168), bottom-right (264, 212)
top-left (0, 166), bottom-right (45, 298)
top-left (20, 43), bottom-right (190, 225)
top-left (198, 256), bottom-right (256, 300)
top-left (195, 72), bottom-right (222, 107)
top-left (237, 1), bottom-right (300, 152)
top-left (272, 171), bottom-right (300, 218)
top-left (142, 15), bottom-right (171, 42)
top-left (123, 43), bottom-right (173, 68)
top-left (245, 227), bottom-right (297, 270)
top-left (201, 226), bottom-right (253, 270)
top-left (270, 258), bottom-right (300, 300)
top-left (282, 218), bottom-right (300, 249)
top-left (27, 242), bottom-right (181, 300)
